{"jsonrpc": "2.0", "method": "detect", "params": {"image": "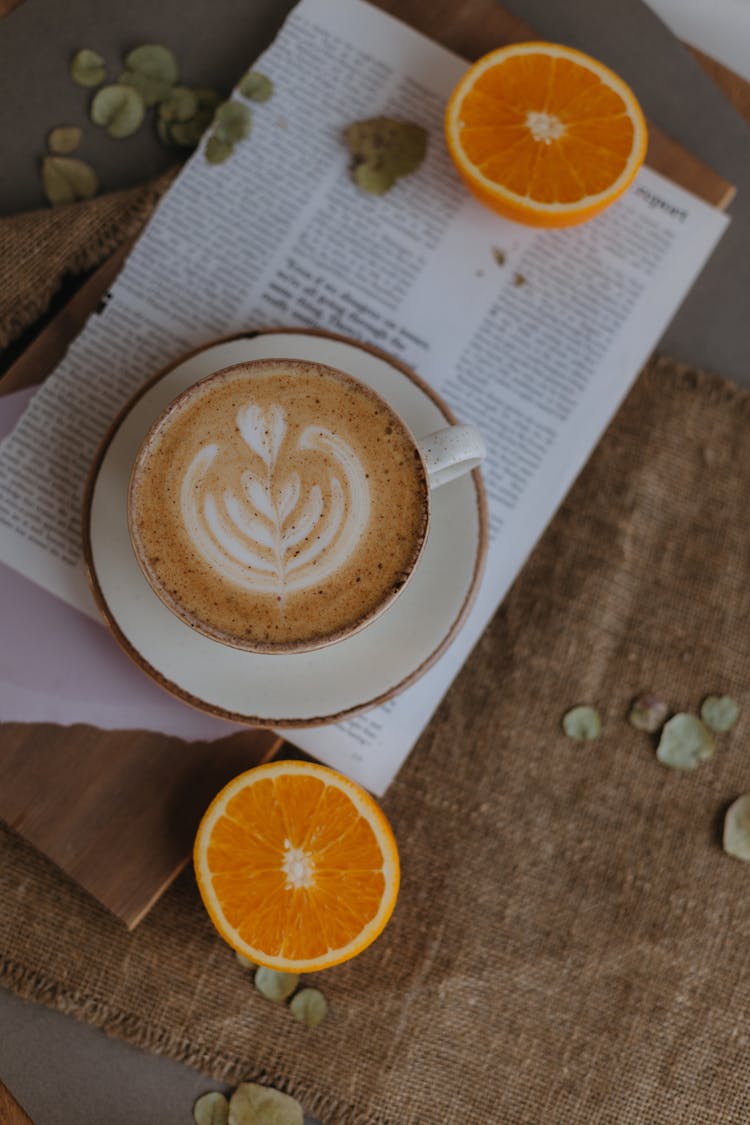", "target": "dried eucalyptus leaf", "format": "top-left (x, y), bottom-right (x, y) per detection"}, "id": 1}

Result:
top-left (156, 119), bottom-right (201, 150)
top-left (562, 705), bottom-right (601, 741)
top-left (193, 1091), bottom-right (230, 1125)
top-left (628, 693), bottom-right (669, 733)
top-left (194, 87), bottom-right (222, 111)
top-left (345, 117), bottom-right (427, 176)
top-left (47, 126), bottom-right (82, 155)
top-left (118, 68), bottom-right (173, 107)
top-left (254, 966), bottom-right (298, 1002)
top-left (42, 156), bottom-right (98, 205)
top-left (71, 48), bottom-right (106, 87)
top-left (205, 135), bottom-right (234, 164)
top-left (353, 162), bottom-right (397, 196)
top-left (159, 86), bottom-right (198, 123)
top-left (723, 794), bottom-right (750, 861)
top-left (701, 695), bottom-right (739, 733)
top-left (156, 115), bottom-right (175, 147)
top-left (214, 100), bottom-right (252, 143)
top-left (235, 951), bottom-right (256, 970)
top-left (228, 1083), bottom-right (303, 1125)
top-left (169, 118), bottom-right (205, 147)
top-left (157, 99), bottom-right (216, 149)
top-left (289, 987), bottom-right (328, 1028)
top-left (344, 116), bottom-right (428, 195)
top-left (124, 43), bottom-right (179, 86)
top-left (656, 713), bottom-right (714, 771)
top-left (91, 84), bottom-right (145, 138)
top-left (238, 70), bottom-right (274, 102)
top-left (160, 89), bottom-right (223, 149)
